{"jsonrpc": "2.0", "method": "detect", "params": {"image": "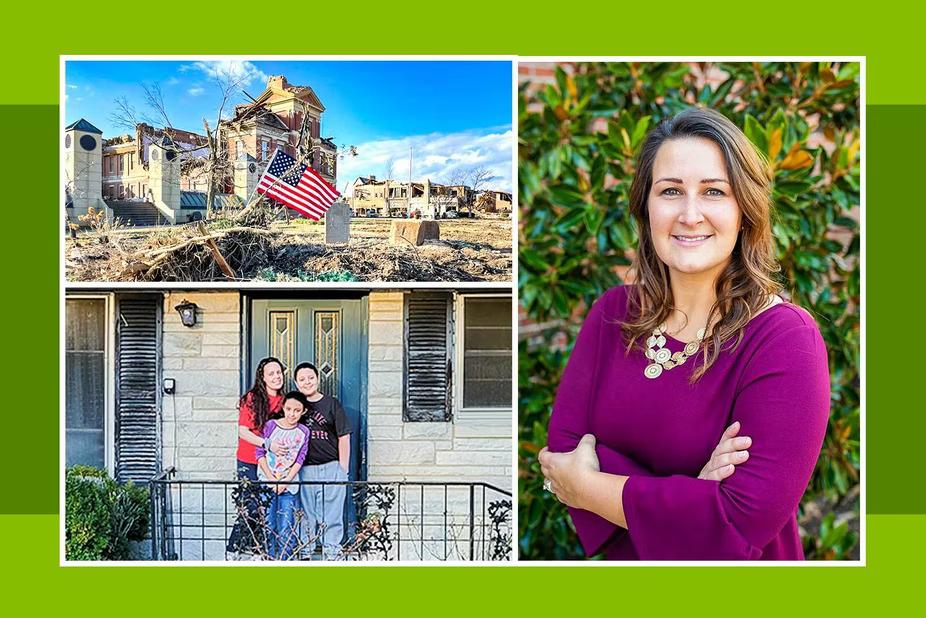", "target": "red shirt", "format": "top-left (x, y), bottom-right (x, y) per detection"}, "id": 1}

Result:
top-left (236, 392), bottom-right (284, 464)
